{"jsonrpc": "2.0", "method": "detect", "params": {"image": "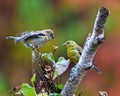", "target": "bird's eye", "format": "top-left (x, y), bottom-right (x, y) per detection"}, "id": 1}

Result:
top-left (67, 42), bottom-right (70, 44)
top-left (50, 34), bottom-right (54, 39)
